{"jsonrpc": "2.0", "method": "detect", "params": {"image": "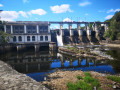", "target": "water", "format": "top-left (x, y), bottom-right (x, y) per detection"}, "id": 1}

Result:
top-left (0, 47), bottom-right (120, 82)
top-left (57, 35), bottom-right (63, 46)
